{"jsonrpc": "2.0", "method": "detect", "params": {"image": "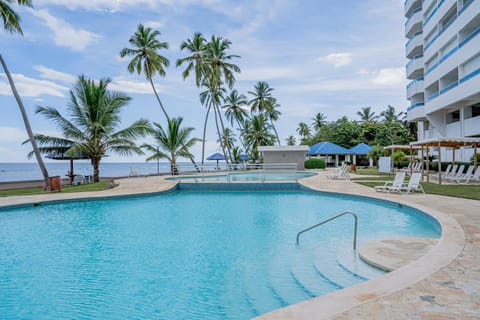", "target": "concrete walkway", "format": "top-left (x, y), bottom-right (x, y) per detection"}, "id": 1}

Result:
top-left (0, 171), bottom-right (479, 319)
